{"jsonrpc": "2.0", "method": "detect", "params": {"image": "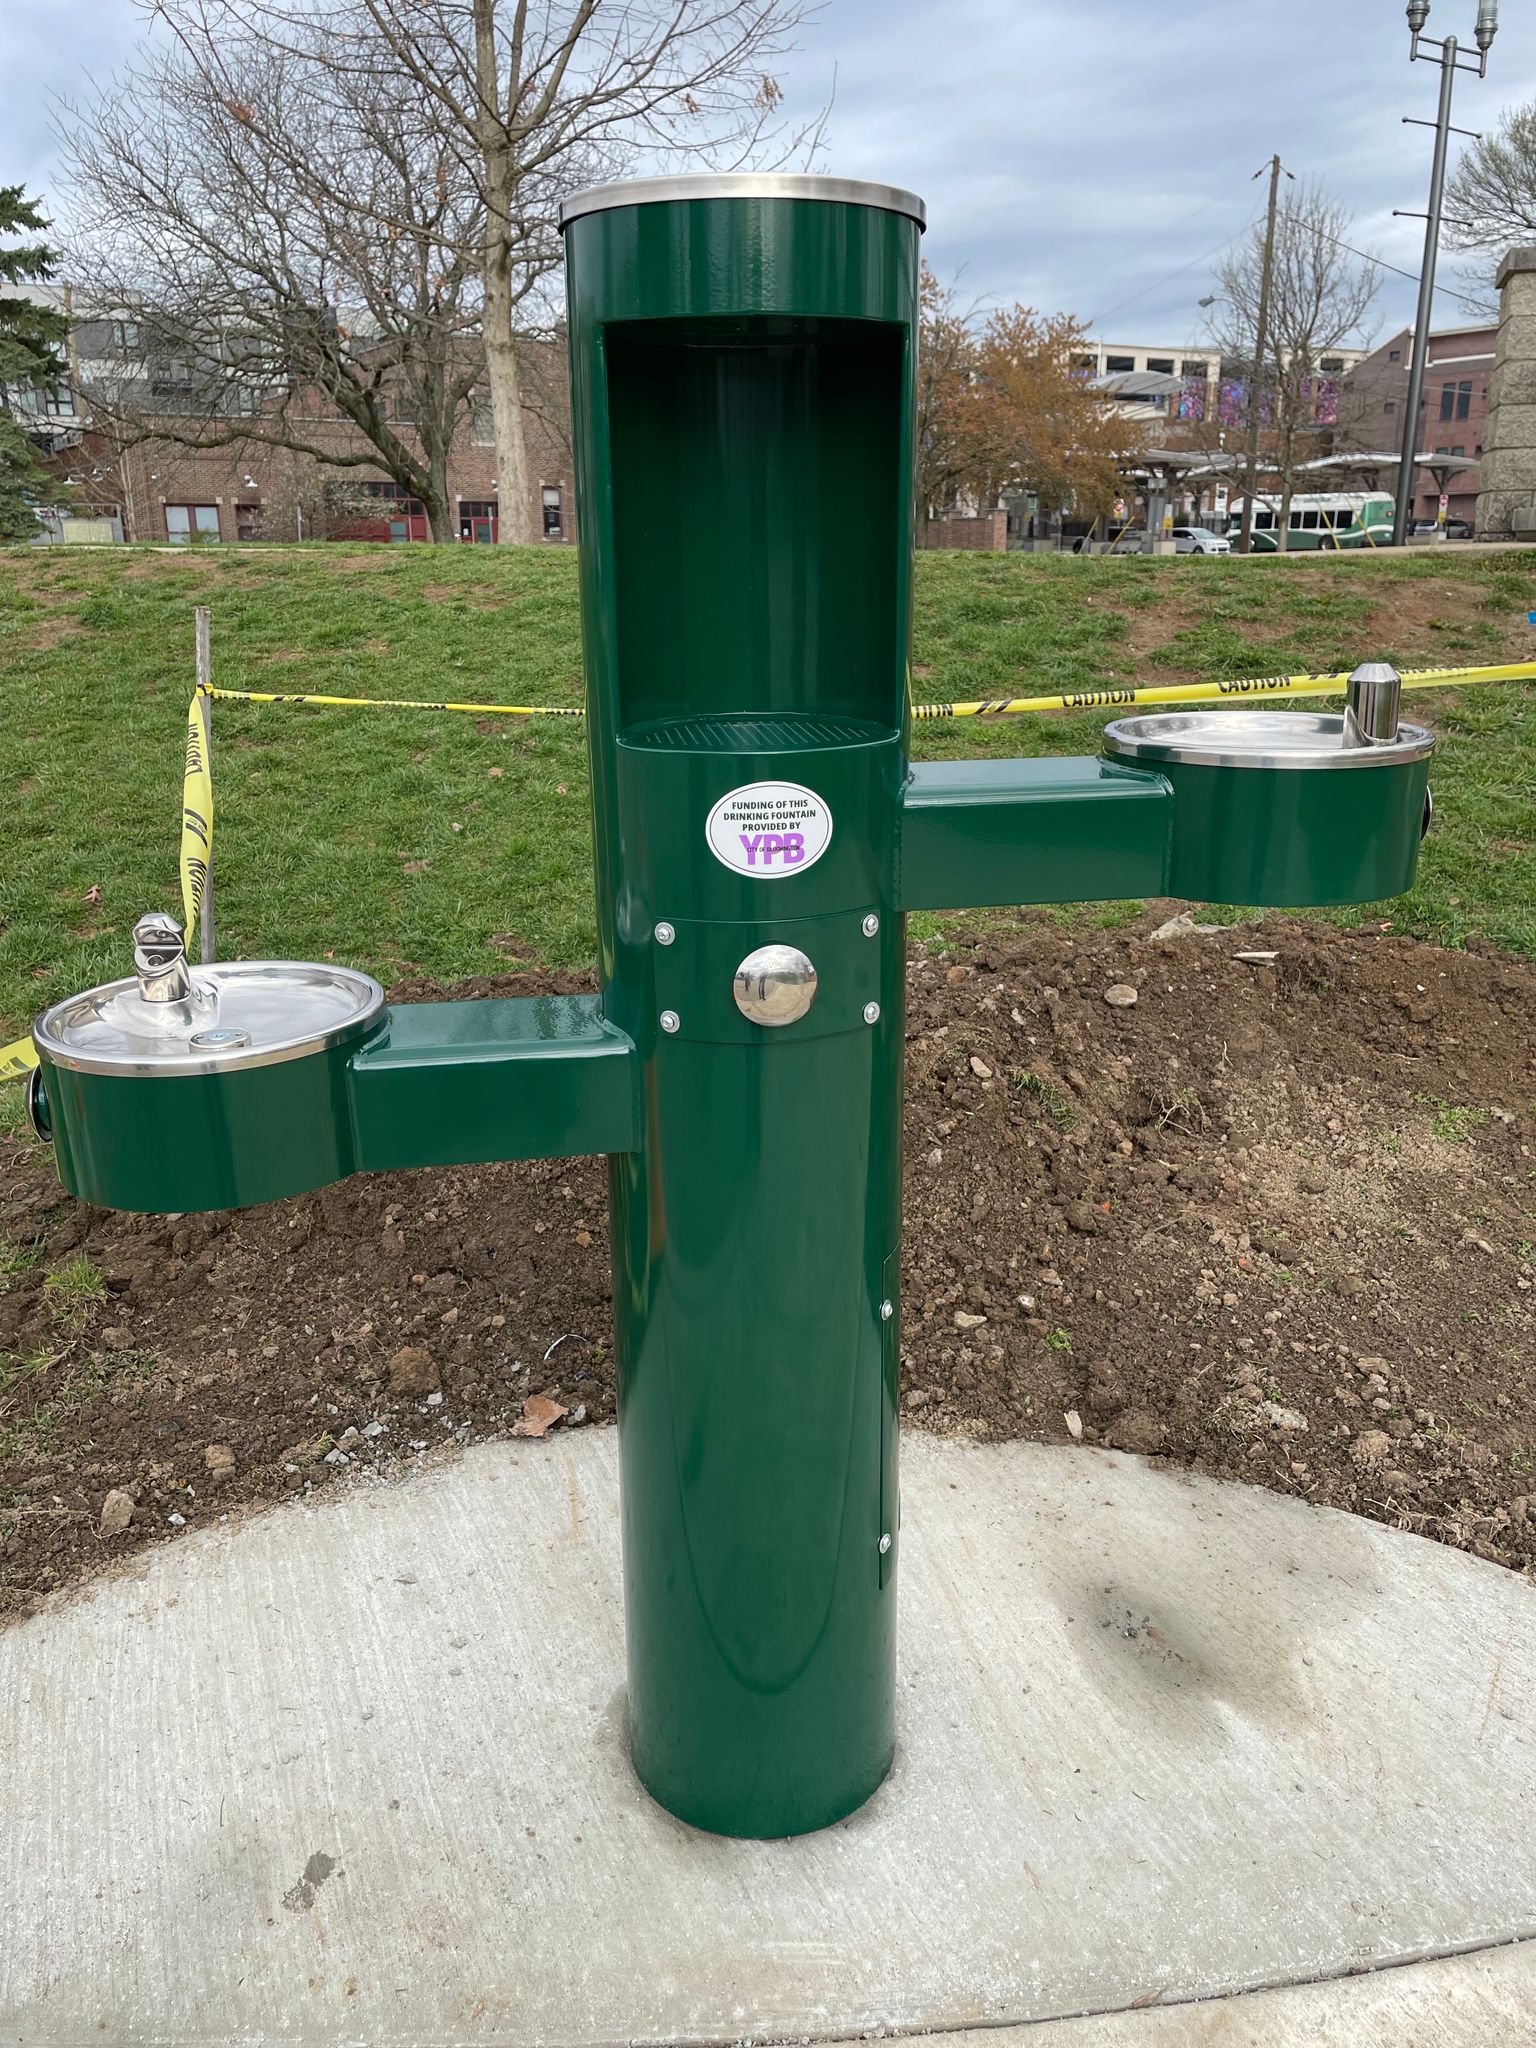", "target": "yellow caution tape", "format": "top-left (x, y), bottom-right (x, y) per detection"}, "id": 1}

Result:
top-left (4, 652), bottom-right (1531, 1083)
top-left (203, 686), bottom-right (584, 717)
top-left (200, 660), bottom-right (1536, 725)
top-left (181, 690), bottom-right (214, 953)
top-left (0, 1036), bottom-right (38, 1082)
top-left (909, 659), bottom-right (1536, 720)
